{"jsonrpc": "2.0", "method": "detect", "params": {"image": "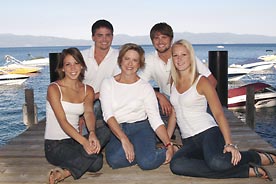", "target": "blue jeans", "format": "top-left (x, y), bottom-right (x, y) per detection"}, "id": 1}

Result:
top-left (94, 99), bottom-right (103, 120)
top-left (158, 93), bottom-right (170, 123)
top-left (45, 125), bottom-right (110, 179)
top-left (80, 100), bottom-right (103, 135)
top-left (170, 126), bottom-right (261, 178)
top-left (105, 119), bottom-right (166, 170)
